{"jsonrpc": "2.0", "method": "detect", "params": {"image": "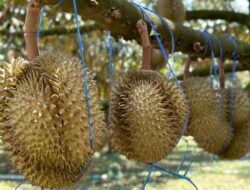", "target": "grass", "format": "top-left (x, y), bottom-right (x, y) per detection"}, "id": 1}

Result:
top-left (0, 137), bottom-right (249, 190)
